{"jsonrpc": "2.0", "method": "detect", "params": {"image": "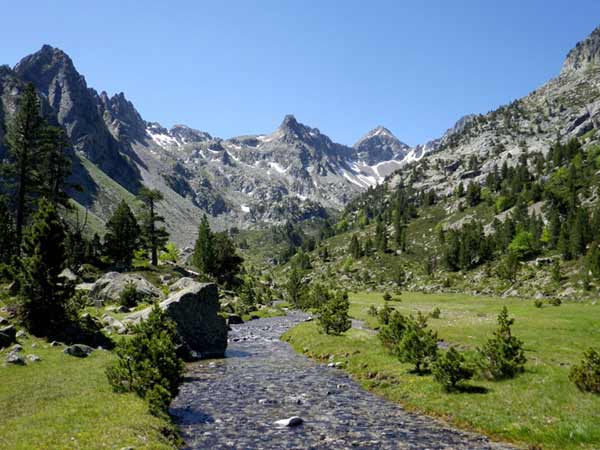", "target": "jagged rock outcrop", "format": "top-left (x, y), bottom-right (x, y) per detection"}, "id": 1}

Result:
top-left (13, 45), bottom-right (140, 192)
top-left (562, 26), bottom-right (600, 74)
top-left (98, 91), bottom-right (147, 143)
top-left (353, 126), bottom-right (410, 165)
top-left (127, 282), bottom-right (227, 359)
